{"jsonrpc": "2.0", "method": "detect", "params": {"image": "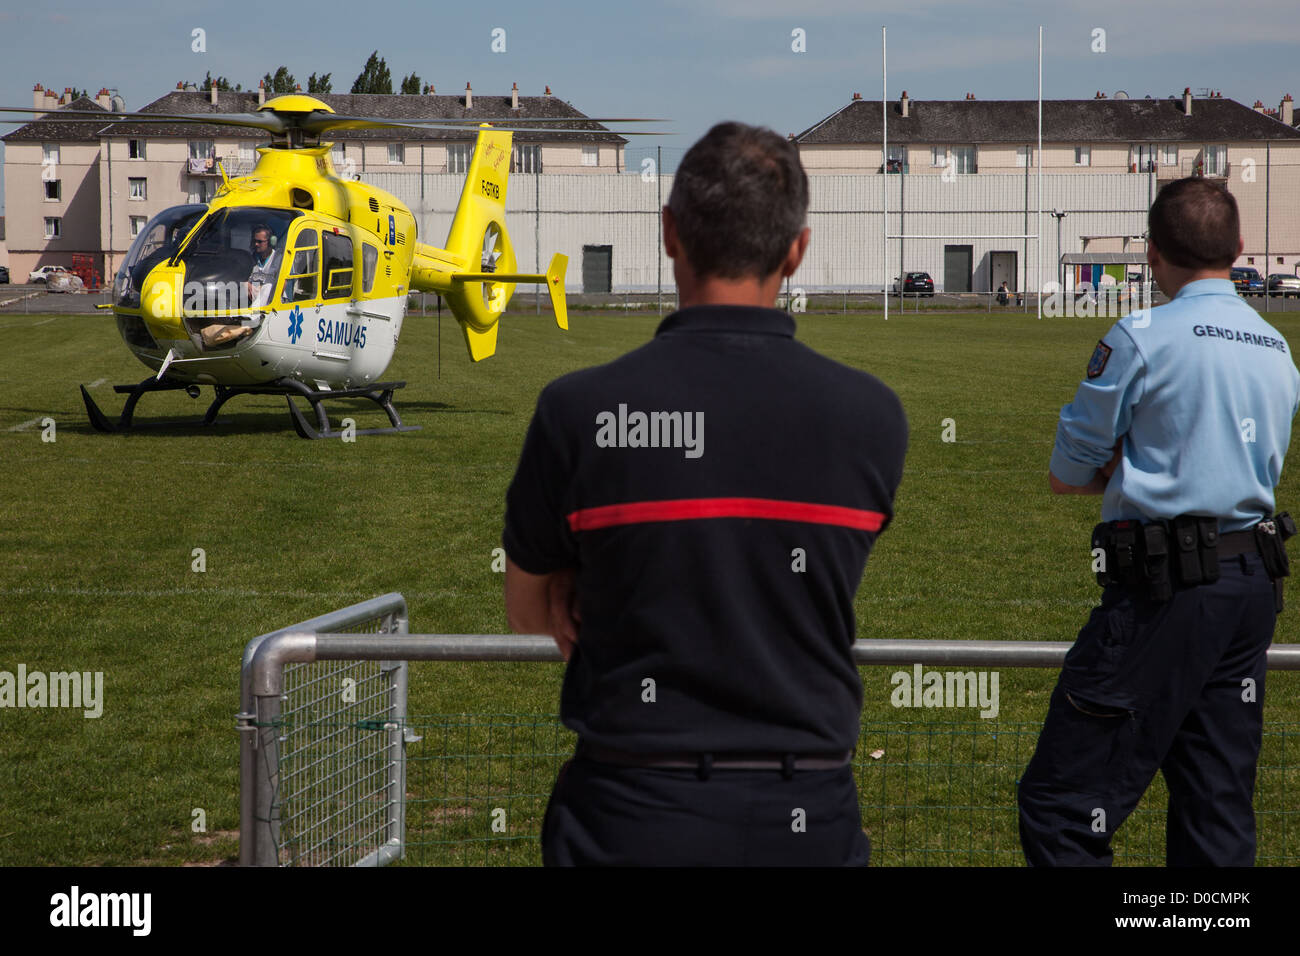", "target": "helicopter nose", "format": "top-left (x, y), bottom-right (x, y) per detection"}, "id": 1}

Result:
top-left (140, 263), bottom-right (188, 342)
